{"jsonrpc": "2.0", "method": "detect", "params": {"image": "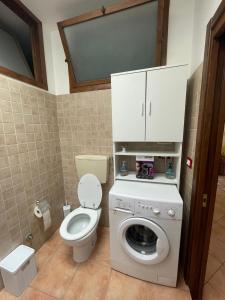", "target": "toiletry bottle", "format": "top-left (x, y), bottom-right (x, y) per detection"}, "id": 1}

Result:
top-left (120, 161), bottom-right (128, 176)
top-left (166, 162), bottom-right (175, 179)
